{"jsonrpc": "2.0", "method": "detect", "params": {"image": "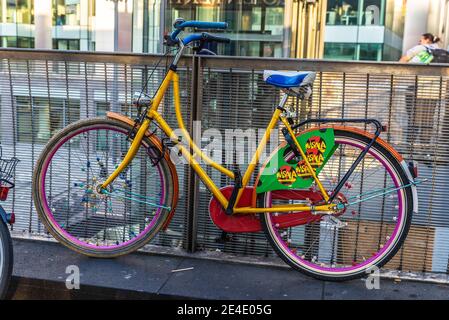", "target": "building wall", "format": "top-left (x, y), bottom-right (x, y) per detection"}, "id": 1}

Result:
top-left (402, 0), bottom-right (429, 54)
top-left (1, 0), bottom-right (449, 60)
top-left (0, 0), bottom-right (99, 51)
top-left (323, 0), bottom-right (406, 61)
top-left (0, 0), bottom-right (304, 58)
top-left (34, 0), bottom-right (52, 49)
top-left (427, 0), bottom-right (449, 50)
top-left (94, 0), bottom-right (115, 51)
